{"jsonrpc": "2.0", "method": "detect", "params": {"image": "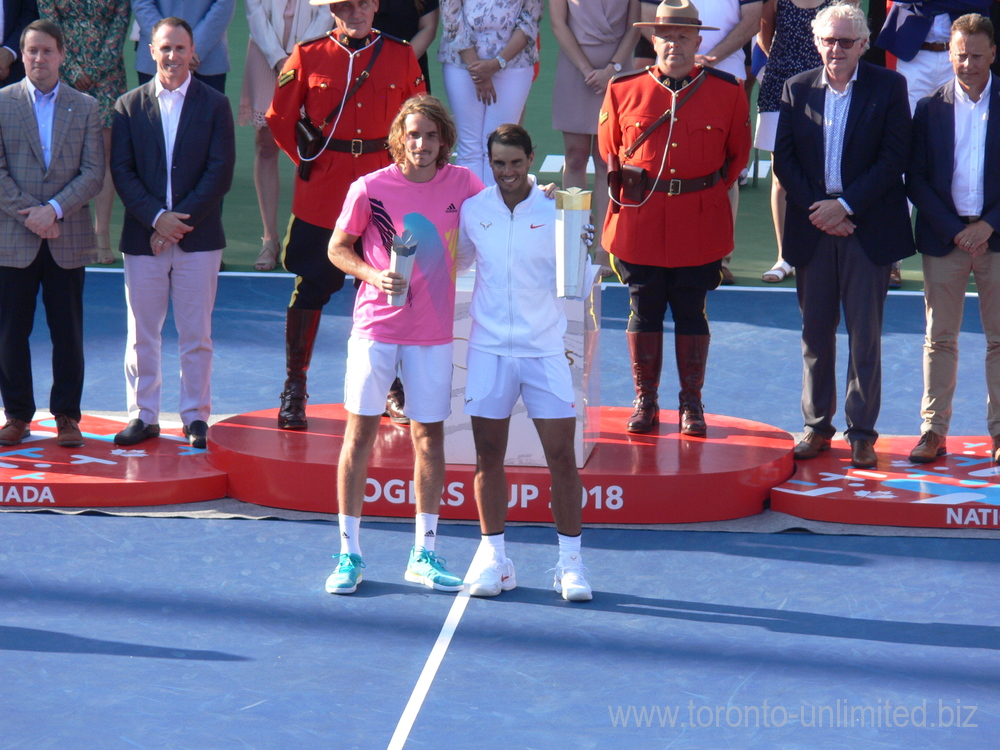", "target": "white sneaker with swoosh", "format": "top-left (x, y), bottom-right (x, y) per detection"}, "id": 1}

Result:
top-left (466, 557), bottom-right (516, 597)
